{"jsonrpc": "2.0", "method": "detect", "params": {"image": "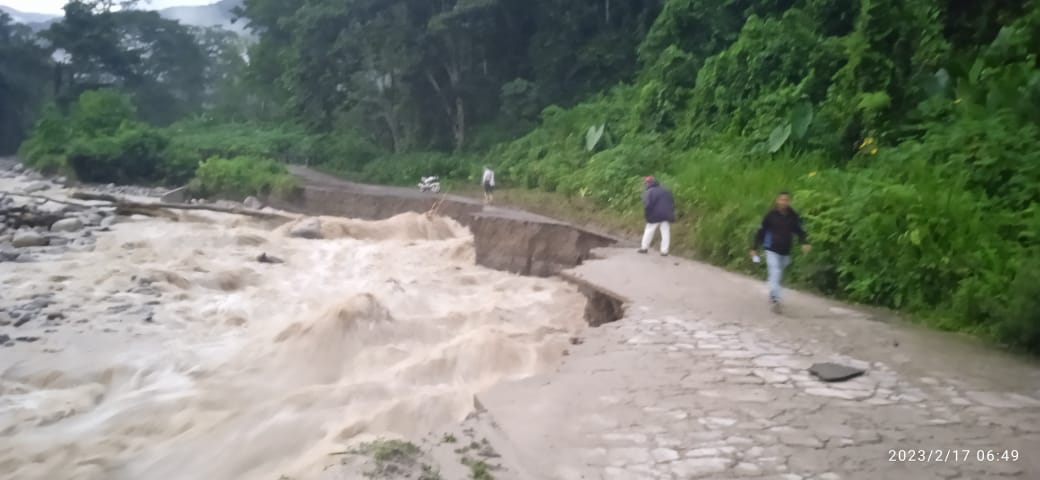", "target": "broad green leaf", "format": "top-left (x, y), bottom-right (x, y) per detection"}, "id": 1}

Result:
top-left (924, 68), bottom-right (951, 98)
top-left (585, 124), bottom-right (605, 152)
top-left (968, 57), bottom-right (986, 83)
top-left (767, 123), bottom-right (792, 153)
top-left (789, 101), bottom-right (813, 140)
top-left (909, 229), bottom-right (922, 246)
